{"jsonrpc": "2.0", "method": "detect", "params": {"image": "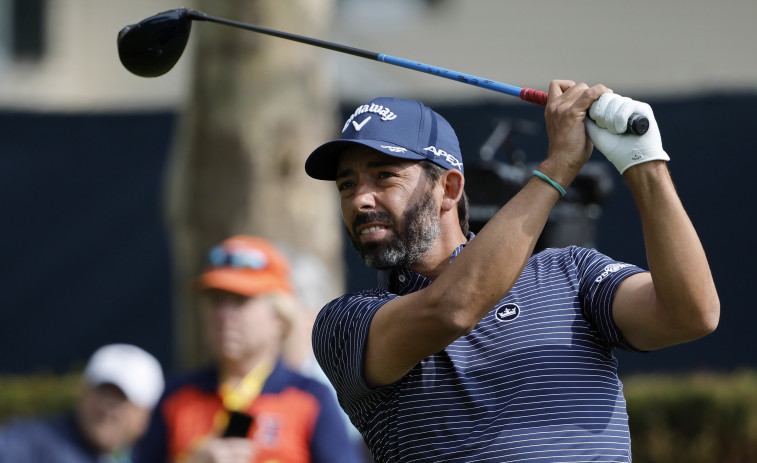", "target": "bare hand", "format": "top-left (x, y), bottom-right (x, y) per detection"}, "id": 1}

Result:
top-left (542, 80), bottom-right (611, 184)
